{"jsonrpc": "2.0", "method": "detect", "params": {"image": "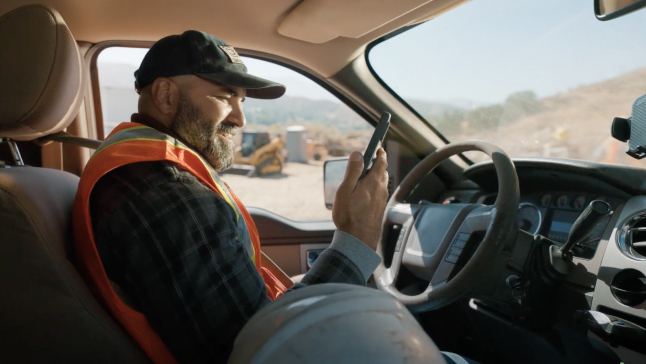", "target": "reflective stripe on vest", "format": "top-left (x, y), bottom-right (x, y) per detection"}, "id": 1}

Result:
top-left (73, 122), bottom-right (287, 364)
